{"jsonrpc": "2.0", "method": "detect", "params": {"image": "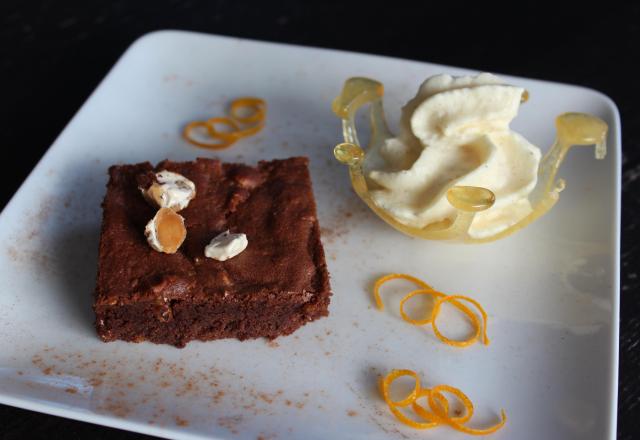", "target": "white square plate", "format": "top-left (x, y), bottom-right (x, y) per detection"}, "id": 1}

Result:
top-left (0, 31), bottom-right (620, 439)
